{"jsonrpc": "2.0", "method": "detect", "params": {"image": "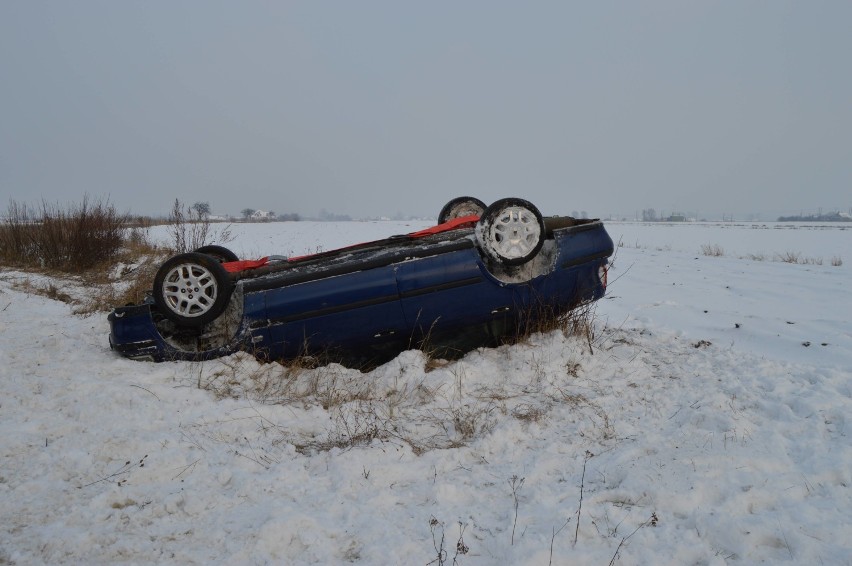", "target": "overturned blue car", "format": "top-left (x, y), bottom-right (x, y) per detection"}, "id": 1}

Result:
top-left (109, 198), bottom-right (614, 366)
